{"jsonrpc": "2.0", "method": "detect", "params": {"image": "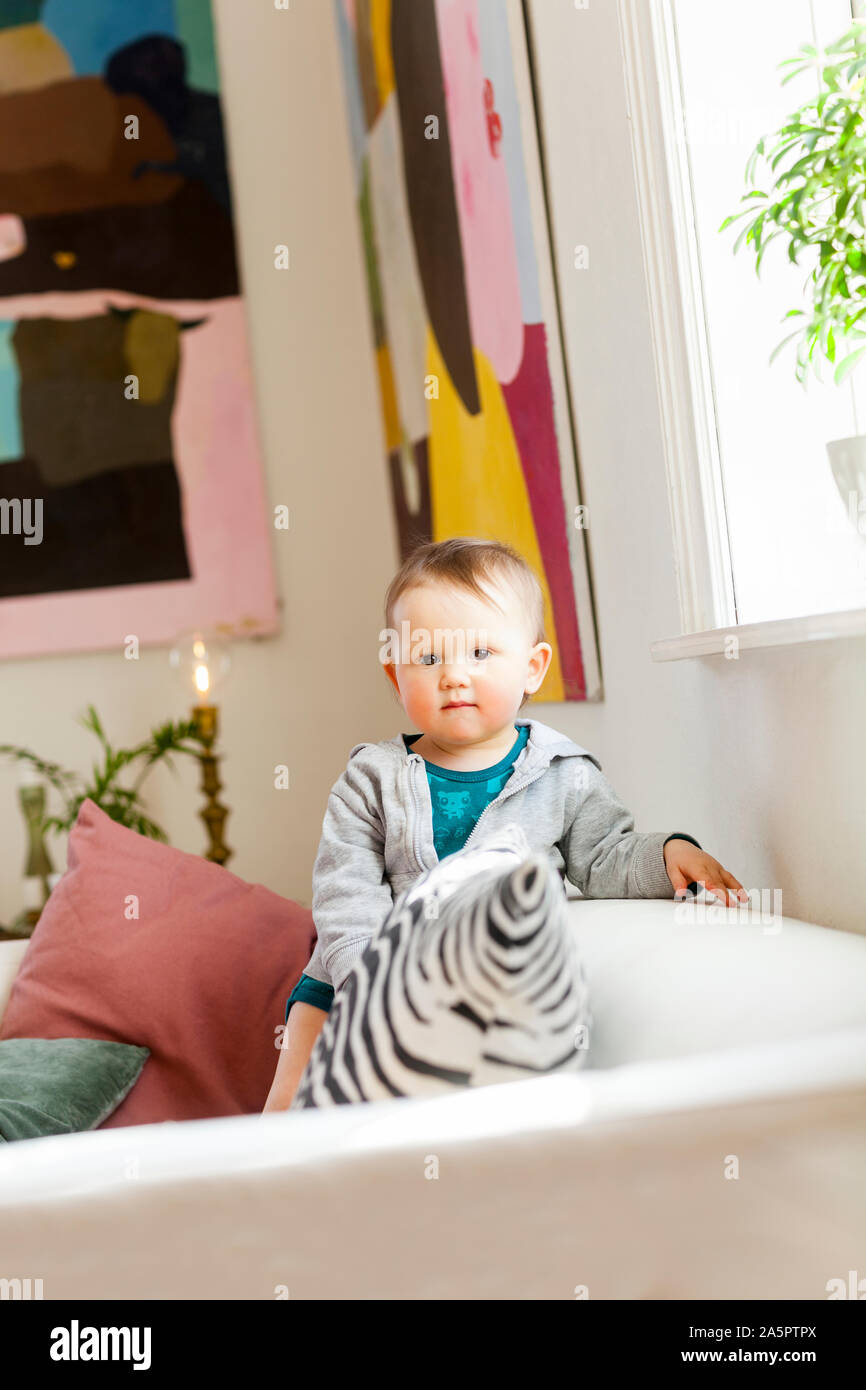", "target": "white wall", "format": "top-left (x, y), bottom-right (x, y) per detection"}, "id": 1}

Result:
top-left (1, 0), bottom-right (862, 938)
